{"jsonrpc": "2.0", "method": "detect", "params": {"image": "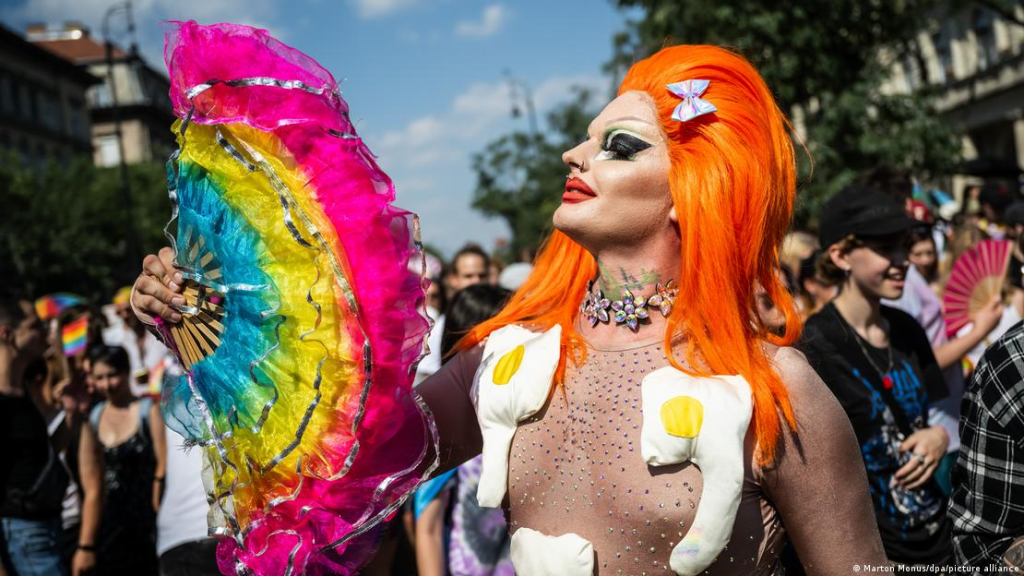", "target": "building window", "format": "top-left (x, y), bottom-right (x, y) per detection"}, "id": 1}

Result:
top-left (97, 134), bottom-right (121, 167)
top-left (91, 81), bottom-right (113, 108)
top-left (16, 84), bottom-right (33, 120)
top-left (974, 8), bottom-right (998, 72)
top-left (68, 101), bottom-right (89, 142)
top-left (902, 53), bottom-right (922, 92)
top-left (932, 24), bottom-right (955, 84)
top-left (38, 91), bottom-right (61, 133)
top-left (0, 73), bottom-right (12, 114)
